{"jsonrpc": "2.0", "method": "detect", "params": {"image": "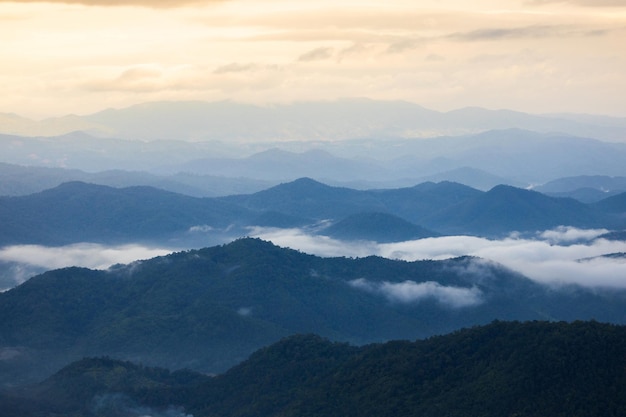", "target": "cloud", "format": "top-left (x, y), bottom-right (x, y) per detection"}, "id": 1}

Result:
top-left (527, 0), bottom-right (626, 6)
top-left (0, 243), bottom-right (173, 272)
top-left (349, 278), bottom-right (483, 308)
top-left (380, 234), bottom-right (626, 289)
top-left (0, 0), bottom-right (222, 7)
top-left (297, 47), bottom-right (335, 62)
top-left (213, 63), bottom-right (258, 75)
top-left (250, 226), bottom-right (626, 290)
top-left (247, 226), bottom-right (379, 258)
top-left (539, 226), bottom-right (609, 244)
top-left (448, 25), bottom-right (606, 42)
